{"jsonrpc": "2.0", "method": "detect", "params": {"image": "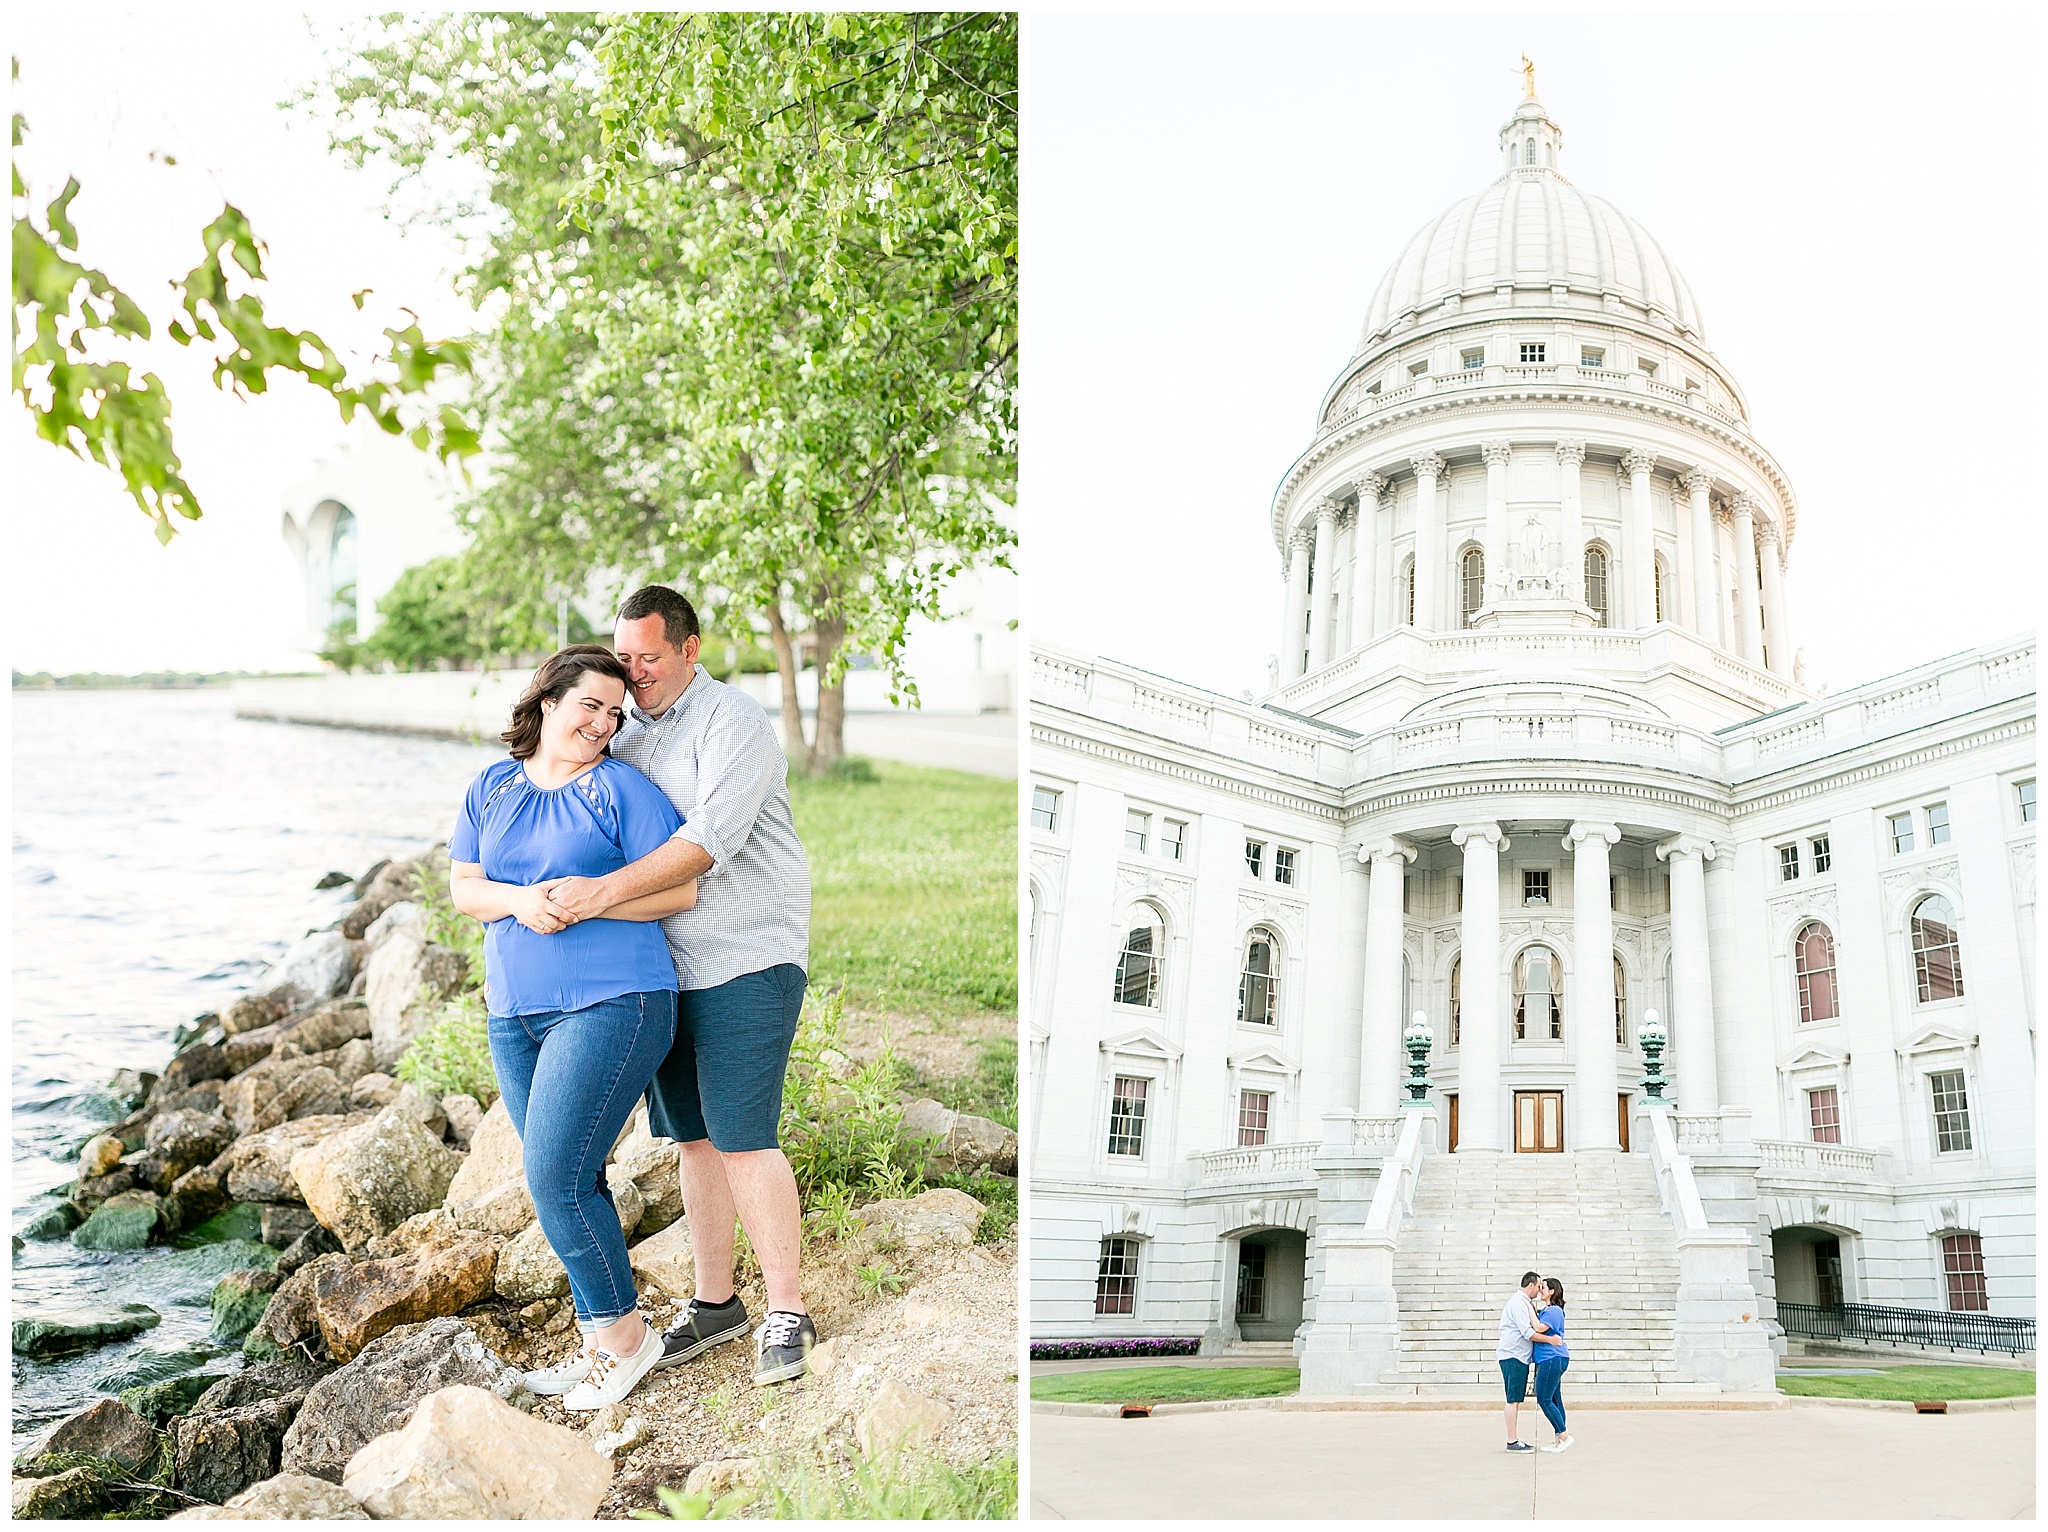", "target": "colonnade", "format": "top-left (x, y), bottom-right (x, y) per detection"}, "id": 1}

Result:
top-left (1353, 824), bottom-right (1721, 1153)
top-left (1277, 444), bottom-right (1791, 683)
